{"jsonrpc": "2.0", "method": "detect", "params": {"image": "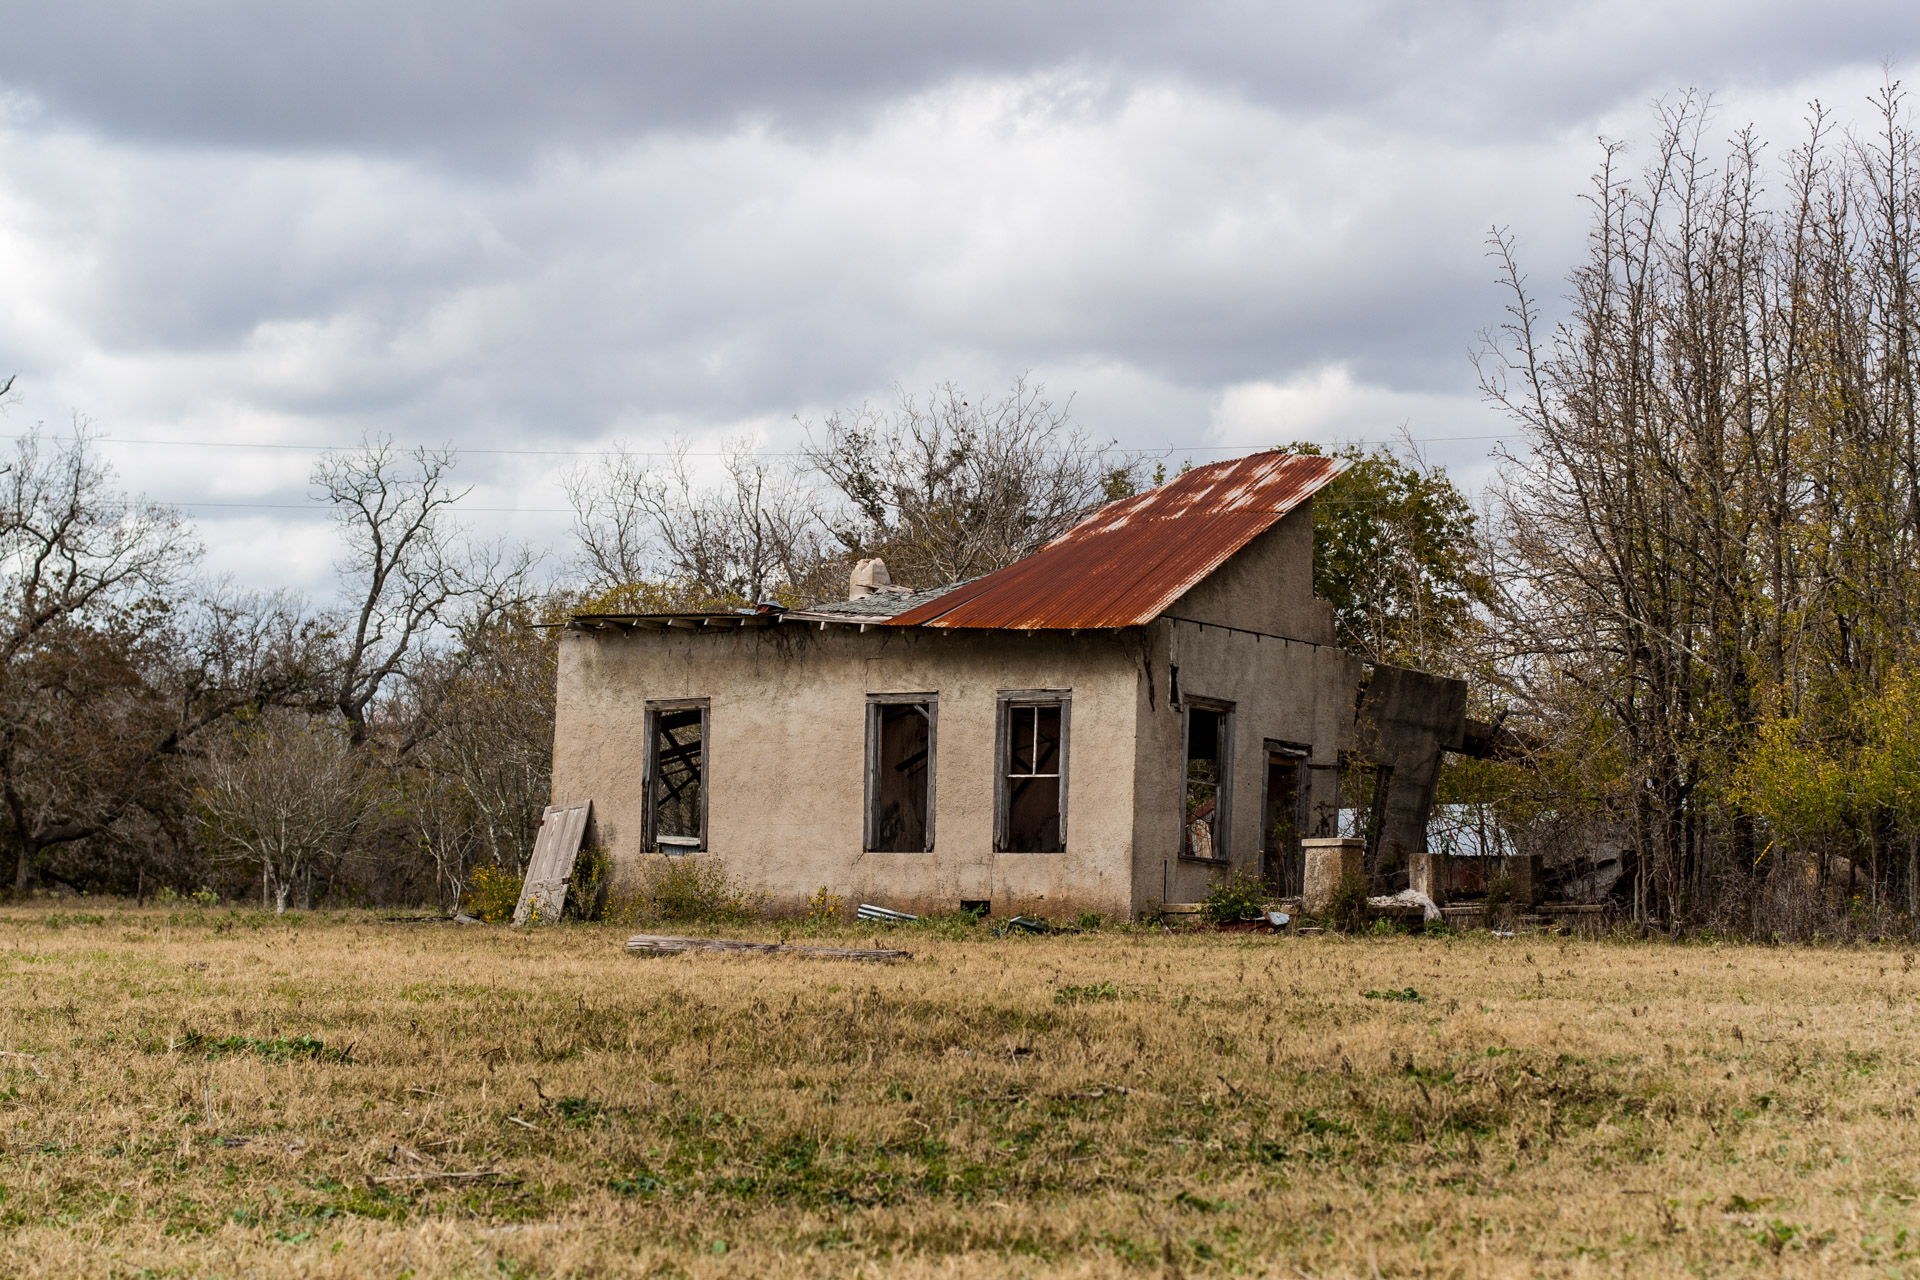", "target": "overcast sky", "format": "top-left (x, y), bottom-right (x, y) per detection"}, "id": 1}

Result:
top-left (0, 2), bottom-right (1913, 598)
